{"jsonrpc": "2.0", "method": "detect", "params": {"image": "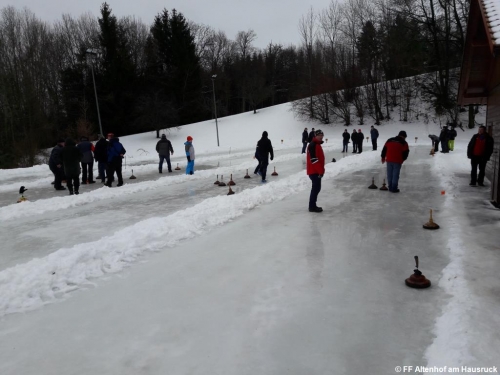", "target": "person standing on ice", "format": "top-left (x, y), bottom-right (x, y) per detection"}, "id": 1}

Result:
top-left (381, 131), bottom-right (409, 193)
top-left (439, 127), bottom-right (449, 153)
top-left (448, 126), bottom-right (457, 151)
top-left (357, 129), bottom-right (364, 153)
top-left (307, 129), bottom-right (325, 212)
top-left (253, 143), bottom-right (261, 175)
top-left (370, 126), bottom-right (379, 151)
top-left (342, 129), bottom-right (350, 153)
top-left (60, 138), bottom-right (83, 195)
top-left (49, 139), bottom-right (66, 191)
top-left (105, 136), bottom-right (126, 187)
top-left (308, 128), bottom-right (316, 143)
top-left (77, 136), bottom-right (96, 184)
top-left (94, 134), bottom-right (108, 183)
top-left (156, 134), bottom-right (174, 173)
top-left (302, 128), bottom-right (308, 154)
top-left (185, 136), bottom-right (195, 175)
top-left (351, 129), bottom-right (358, 153)
top-left (256, 131), bottom-right (274, 183)
top-left (467, 125), bottom-right (494, 187)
